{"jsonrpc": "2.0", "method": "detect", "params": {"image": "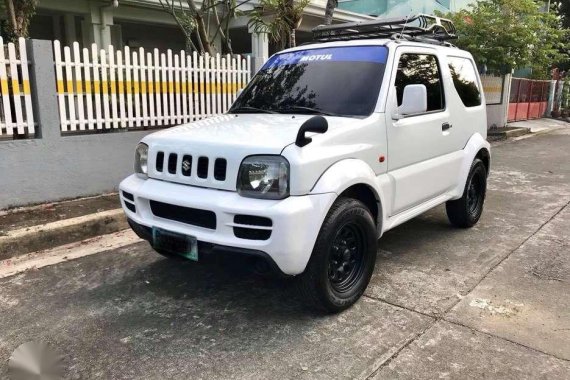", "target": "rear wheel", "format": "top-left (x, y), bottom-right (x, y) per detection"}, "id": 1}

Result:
top-left (297, 197), bottom-right (378, 313)
top-left (446, 158), bottom-right (487, 228)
